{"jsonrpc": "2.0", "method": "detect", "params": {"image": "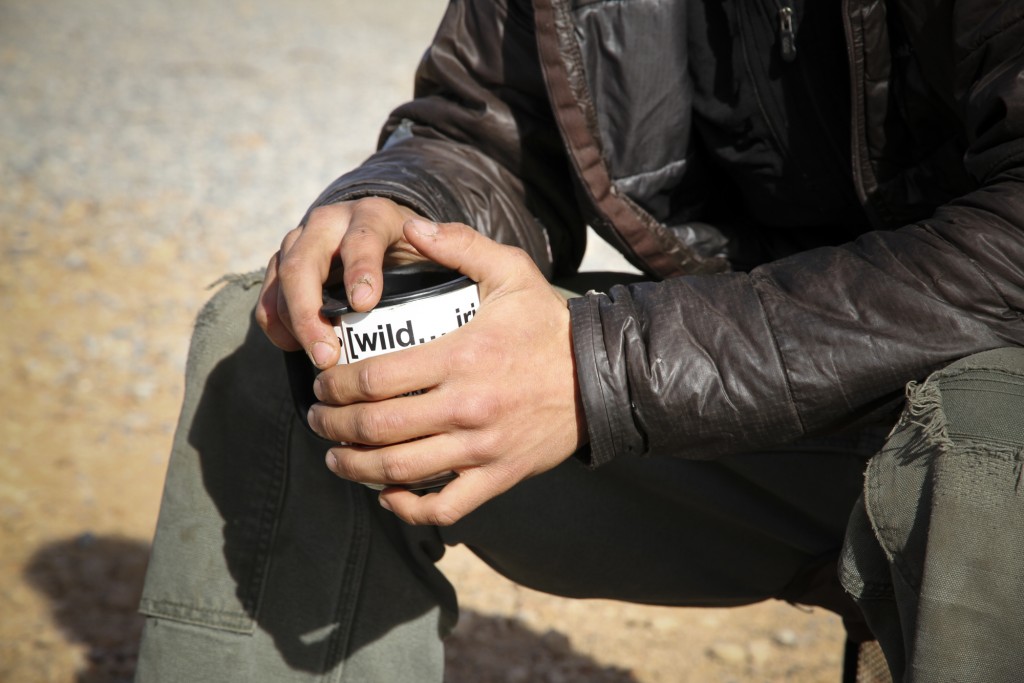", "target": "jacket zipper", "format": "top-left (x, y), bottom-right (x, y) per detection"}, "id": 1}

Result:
top-left (777, 0), bottom-right (797, 63)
